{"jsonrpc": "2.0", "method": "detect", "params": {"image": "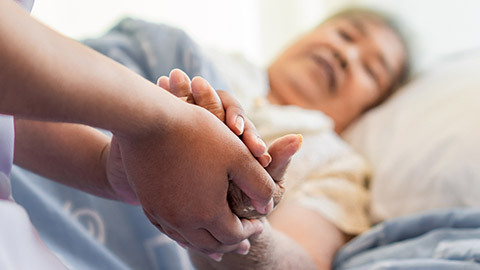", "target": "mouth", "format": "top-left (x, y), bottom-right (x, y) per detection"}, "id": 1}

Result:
top-left (311, 53), bottom-right (337, 94)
